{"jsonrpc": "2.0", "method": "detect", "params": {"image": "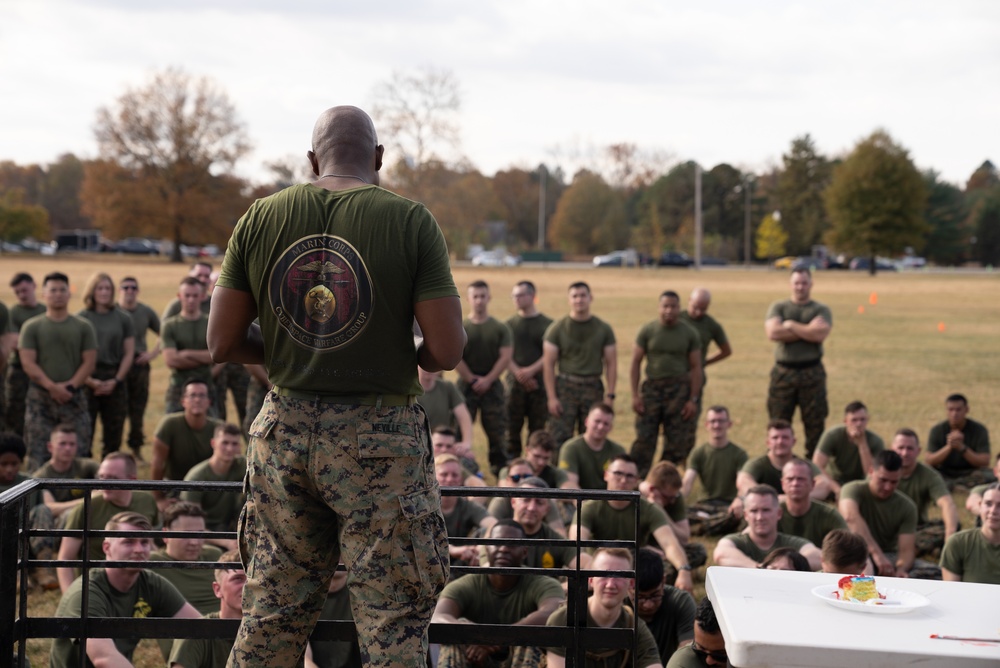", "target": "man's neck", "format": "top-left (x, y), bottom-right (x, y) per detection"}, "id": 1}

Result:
top-left (569, 311), bottom-right (591, 322)
top-left (584, 435), bottom-right (606, 451)
top-left (768, 452), bottom-right (792, 468)
top-left (784, 496), bottom-right (811, 516)
top-left (181, 310), bottom-right (202, 321)
top-left (749, 530), bottom-right (778, 552)
top-left (487, 572), bottom-right (521, 593)
top-left (469, 311), bottom-right (490, 324)
top-left (901, 462), bottom-right (917, 478)
top-left (105, 568), bottom-right (141, 593)
top-left (186, 414), bottom-right (208, 430)
top-left (119, 300), bottom-right (136, 311)
top-left (588, 600), bottom-right (621, 628)
top-left (45, 307), bottom-right (69, 321)
top-left (709, 438), bottom-right (729, 450)
top-left (220, 604), bottom-right (242, 619)
top-left (440, 496), bottom-right (457, 513)
top-left (208, 457), bottom-right (233, 475)
top-left (518, 306), bottom-right (539, 318)
top-left (950, 419), bottom-right (967, 431)
top-left (49, 458), bottom-right (74, 474)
